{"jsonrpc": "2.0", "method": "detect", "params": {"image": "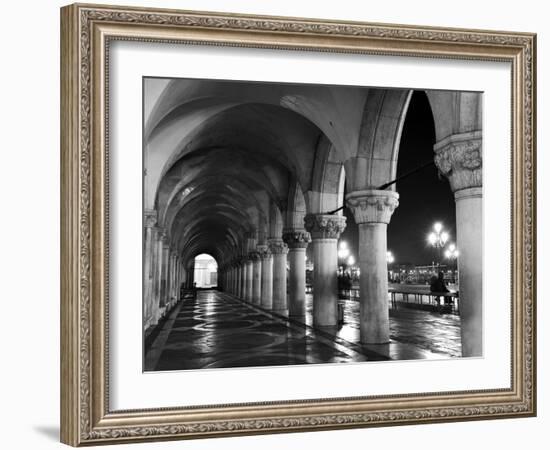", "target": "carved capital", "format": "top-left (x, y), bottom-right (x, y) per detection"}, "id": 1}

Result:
top-left (282, 229), bottom-right (311, 249)
top-left (345, 190), bottom-right (399, 224)
top-left (257, 245), bottom-right (272, 260)
top-left (434, 131), bottom-right (482, 192)
top-left (304, 214), bottom-right (346, 240)
top-left (249, 251), bottom-right (261, 262)
top-left (144, 209), bottom-right (157, 228)
top-left (153, 227), bottom-right (165, 241)
top-left (268, 239), bottom-right (289, 255)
